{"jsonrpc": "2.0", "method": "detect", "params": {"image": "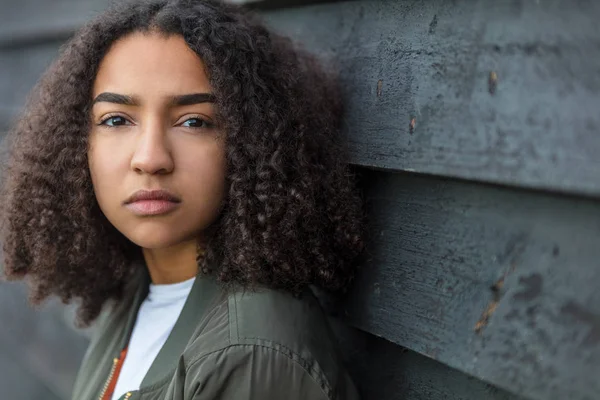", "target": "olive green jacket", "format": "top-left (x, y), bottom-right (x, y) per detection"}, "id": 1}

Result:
top-left (71, 267), bottom-right (359, 400)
